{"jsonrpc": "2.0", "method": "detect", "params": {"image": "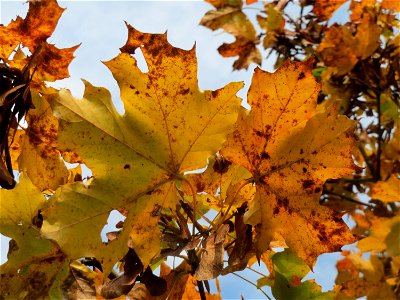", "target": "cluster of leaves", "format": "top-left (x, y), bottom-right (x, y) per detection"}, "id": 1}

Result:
top-left (200, 0), bottom-right (400, 298)
top-left (0, 0), bottom-right (398, 299)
